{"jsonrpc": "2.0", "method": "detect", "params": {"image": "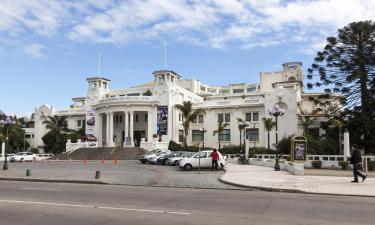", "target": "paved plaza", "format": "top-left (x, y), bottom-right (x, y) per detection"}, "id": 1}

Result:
top-left (221, 163), bottom-right (375, 196)
top-left (0, 160), bottom-right (238, 189)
